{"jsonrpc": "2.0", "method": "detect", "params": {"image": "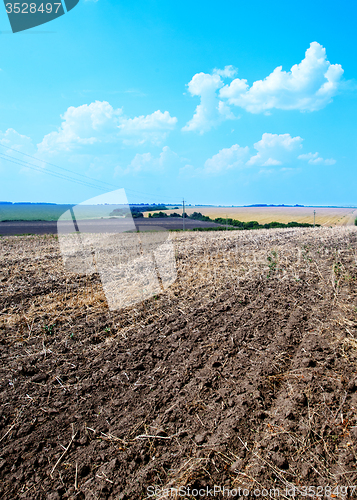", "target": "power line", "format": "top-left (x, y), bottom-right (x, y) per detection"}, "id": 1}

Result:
top-left (0, 143), bottom-right (119, 191)
top-left (0, 145), bottom-right (183, 204)
top-left (0, 153), bottom-right (110, 192)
